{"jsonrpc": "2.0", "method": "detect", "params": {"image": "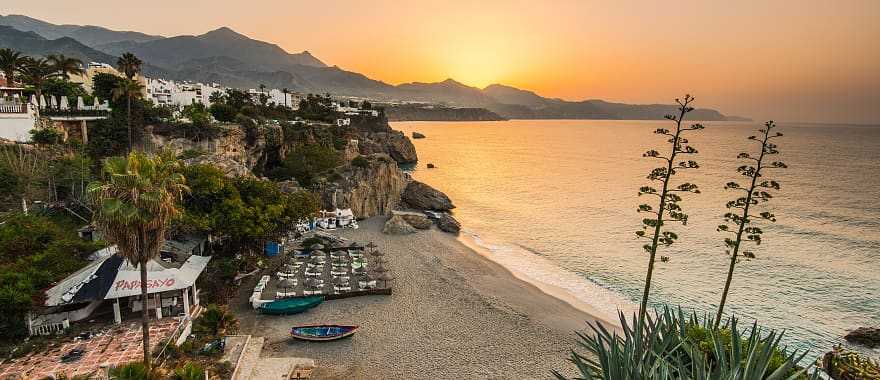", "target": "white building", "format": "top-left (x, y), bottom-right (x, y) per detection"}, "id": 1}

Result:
top-left (146, 78), bottom-right (225, 108)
